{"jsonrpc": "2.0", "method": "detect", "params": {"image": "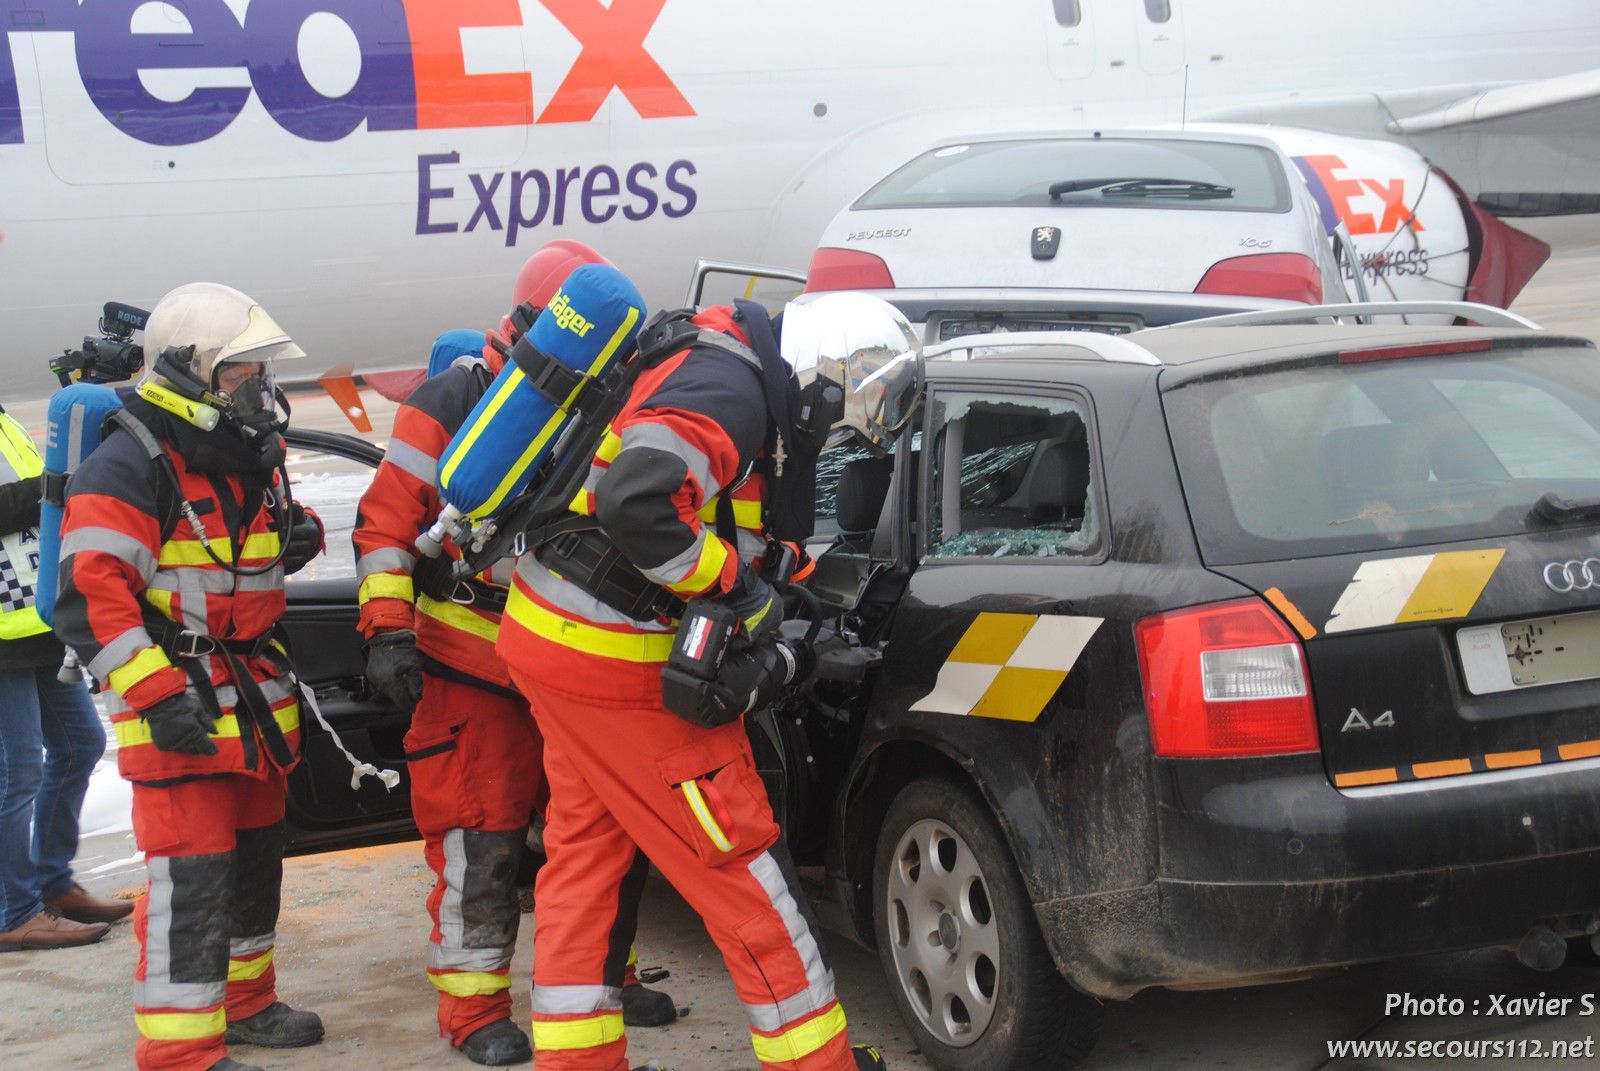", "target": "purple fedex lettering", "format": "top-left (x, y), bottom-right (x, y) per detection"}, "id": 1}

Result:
top-left (74, 0), bottom-right (250, 148)
top-left (0, 0), bottom-right (74, 144)
top-left (244, 1), bottom-right (416, 141)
